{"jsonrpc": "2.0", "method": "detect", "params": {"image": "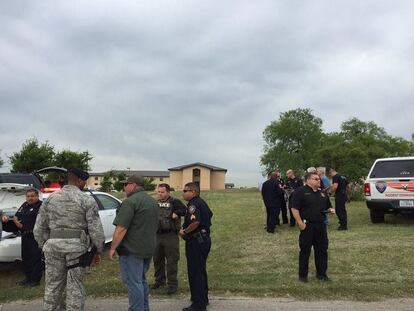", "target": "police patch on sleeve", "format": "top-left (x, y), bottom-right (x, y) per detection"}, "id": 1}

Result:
top-left (189, 205), bottom-right (196, 214)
